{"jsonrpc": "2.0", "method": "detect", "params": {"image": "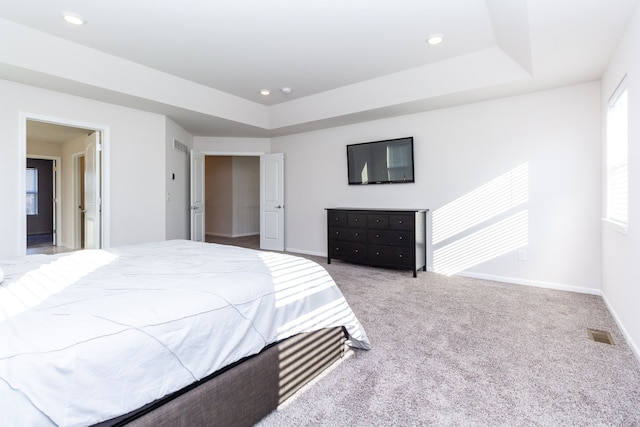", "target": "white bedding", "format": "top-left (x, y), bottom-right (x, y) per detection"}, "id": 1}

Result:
top-left (0, 240), bottom-right (370, 427)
